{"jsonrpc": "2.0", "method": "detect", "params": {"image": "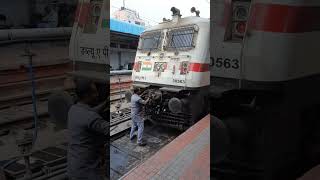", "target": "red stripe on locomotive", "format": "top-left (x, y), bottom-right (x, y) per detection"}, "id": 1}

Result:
top-left (75, 3), bottom-right (91, 28)
top-left (188, 63), bottom-right (210, 72)
top-left (219, 2), bottom-right (320, 33)
top-left (221, 0), bottom-right (232, 27)
top-left (248, 4), bottom-right (320, 33)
